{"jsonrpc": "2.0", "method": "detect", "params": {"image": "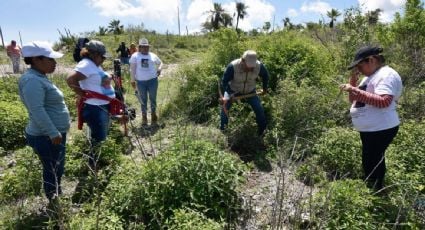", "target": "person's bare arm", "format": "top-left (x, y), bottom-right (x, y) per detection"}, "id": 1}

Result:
top-left (66, 71), bottom-right (87, 97)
